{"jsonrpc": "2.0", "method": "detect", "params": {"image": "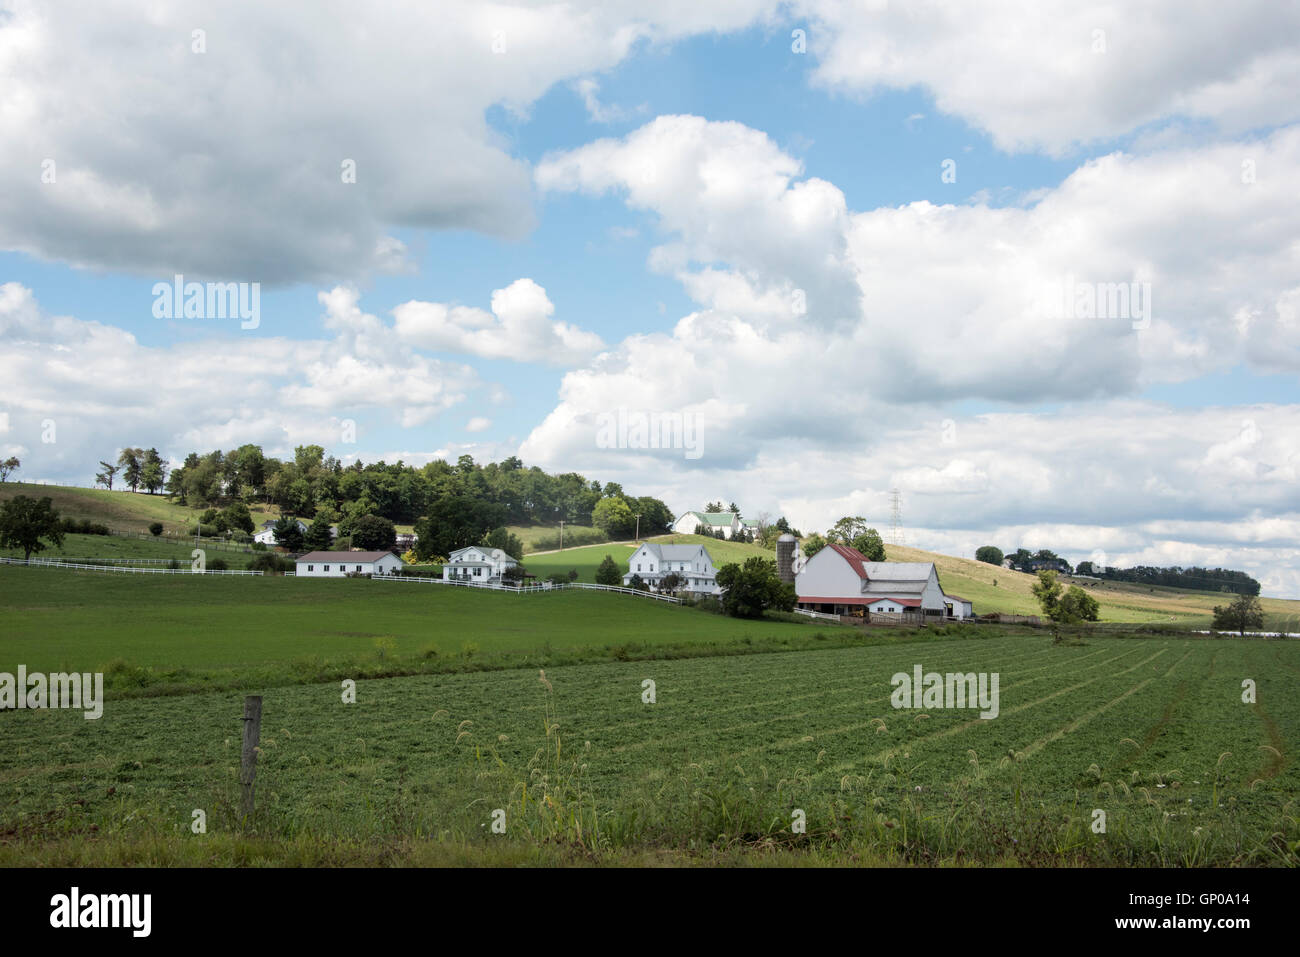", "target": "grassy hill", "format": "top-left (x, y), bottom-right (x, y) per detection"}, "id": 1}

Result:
top-left (0, 481), bottom-right (281, 534)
